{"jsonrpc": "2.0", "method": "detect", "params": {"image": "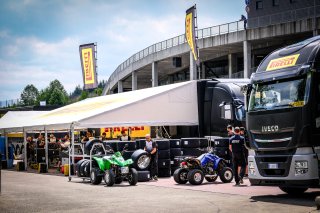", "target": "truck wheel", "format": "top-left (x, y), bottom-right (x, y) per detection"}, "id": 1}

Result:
top-left (131, 149), bottom-right (151, 170)
top-left (279, 186), bottom-right (308, 195)
top-left (90, 168), bottom-right (102, 185)
top-left (128, 168), bottom-right (138, 186)
top-left (219, 167), bottom-right (233, 183)
top-left (173, 168), bottom-right (188, 184)
top-left (104, 169), bottom-right (115, 186)
top-left (205, 174), bottom-right (218, 182)
top-left (187, 169), bottom-right (204, 185)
